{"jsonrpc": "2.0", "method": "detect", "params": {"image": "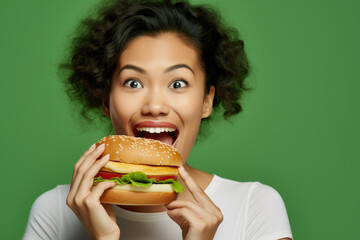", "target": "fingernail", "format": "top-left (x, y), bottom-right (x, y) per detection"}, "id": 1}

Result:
top-left (98, 143), bottom-right (105, 150)
top-left (103, 154), bottom-right (110, 160)
top-left (89, 143), bottom-right (96, 150)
